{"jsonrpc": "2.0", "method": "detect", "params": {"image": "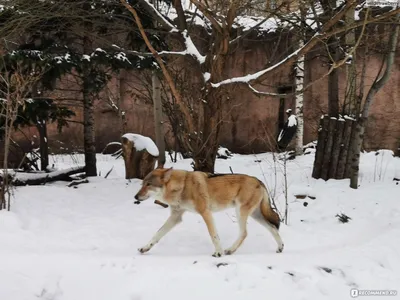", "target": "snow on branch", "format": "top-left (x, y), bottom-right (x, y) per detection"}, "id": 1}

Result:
top-left (131, 0), bottom-right (178, 32)
top-left (182, 30), bottom-right (205, 64)
top-left (246, 84), bottom-right (291, 97)
top-left (211, 46), bottom-right (304, 88)
top-left (212, 2), bottom-right (400, 88)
